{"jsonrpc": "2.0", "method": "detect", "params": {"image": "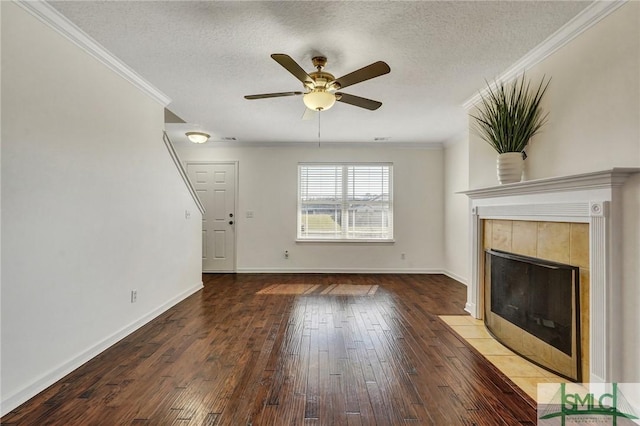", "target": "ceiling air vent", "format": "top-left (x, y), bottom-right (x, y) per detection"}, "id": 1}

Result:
top-left (221, 137), bottom-right (237, 141)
